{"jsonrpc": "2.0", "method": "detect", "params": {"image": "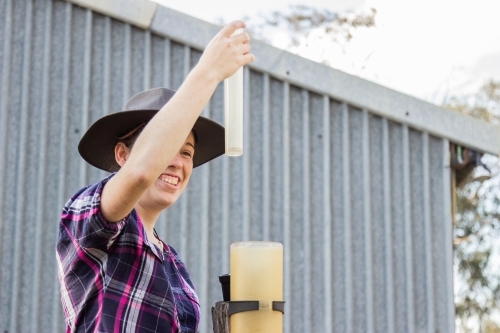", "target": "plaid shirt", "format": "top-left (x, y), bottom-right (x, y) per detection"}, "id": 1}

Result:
top-left (56, 174), bottom-right (200, 333)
